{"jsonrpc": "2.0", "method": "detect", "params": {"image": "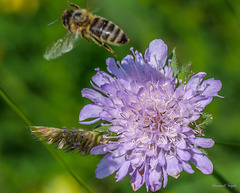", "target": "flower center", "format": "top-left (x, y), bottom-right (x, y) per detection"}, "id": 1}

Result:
top-left (150, 111), bottom-right (165, 132)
